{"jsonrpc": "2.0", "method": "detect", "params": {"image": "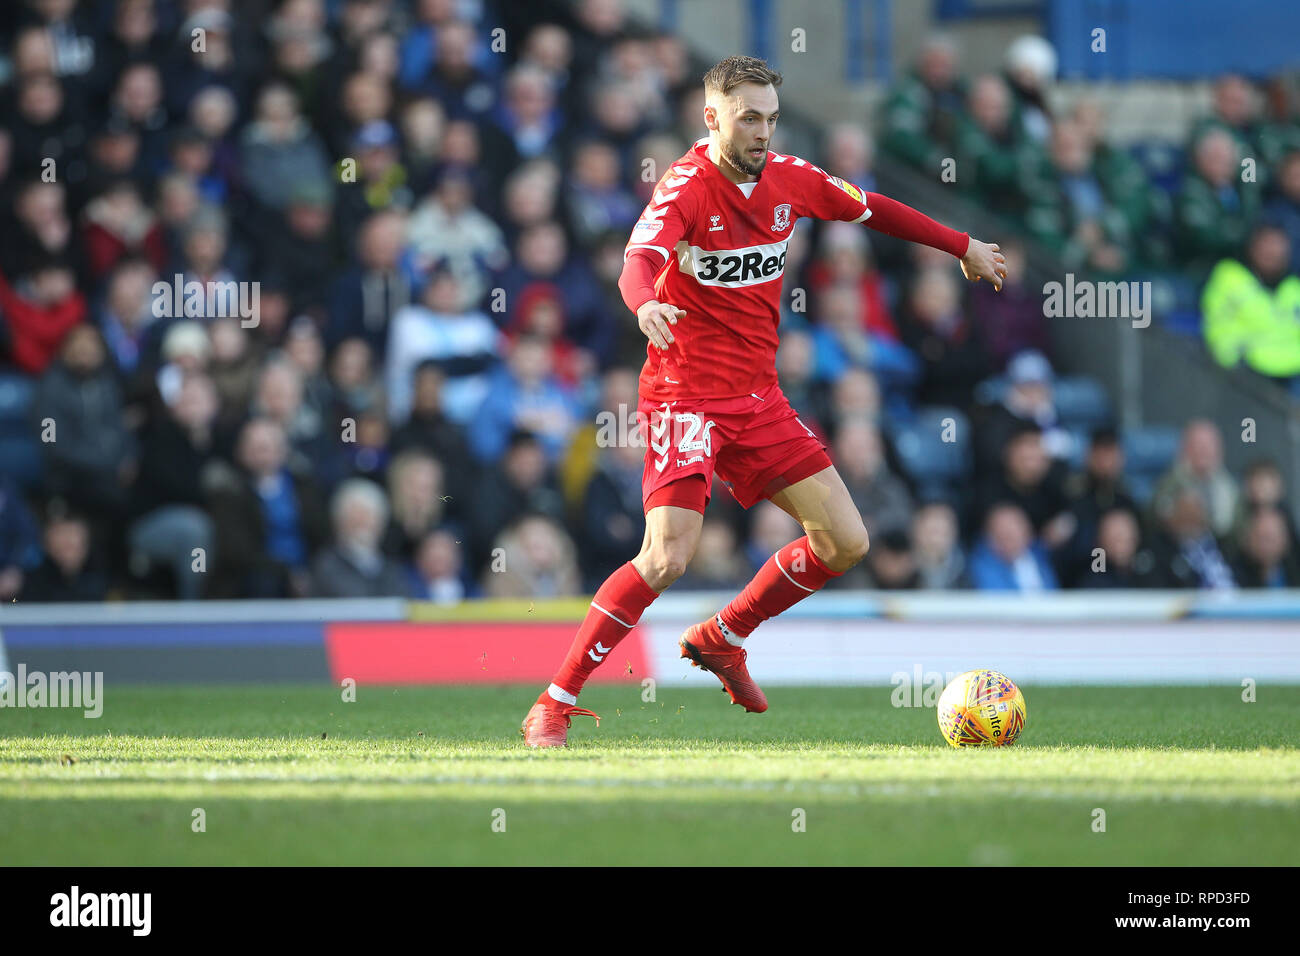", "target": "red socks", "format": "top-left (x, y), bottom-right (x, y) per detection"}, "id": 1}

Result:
top-left (542, 561), bottom-right (660, 704)
top-left (542, 538), bottom-right (840, 705)
top-left (715, 536), bottom-right (842, 644)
